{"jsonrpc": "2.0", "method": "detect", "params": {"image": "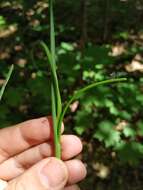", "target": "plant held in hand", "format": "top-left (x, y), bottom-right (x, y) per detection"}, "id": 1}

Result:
top-left (40, 0), bottom-right (127, 159)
